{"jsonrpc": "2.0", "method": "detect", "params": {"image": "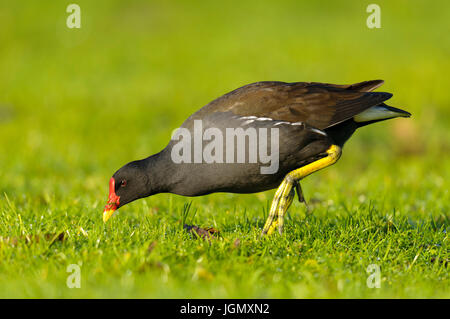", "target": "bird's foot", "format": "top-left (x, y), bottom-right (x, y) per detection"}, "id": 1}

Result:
top-left (261, 178), bottom-right (295, 236)
top-left (261, 145), bottom-right (342, 237)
